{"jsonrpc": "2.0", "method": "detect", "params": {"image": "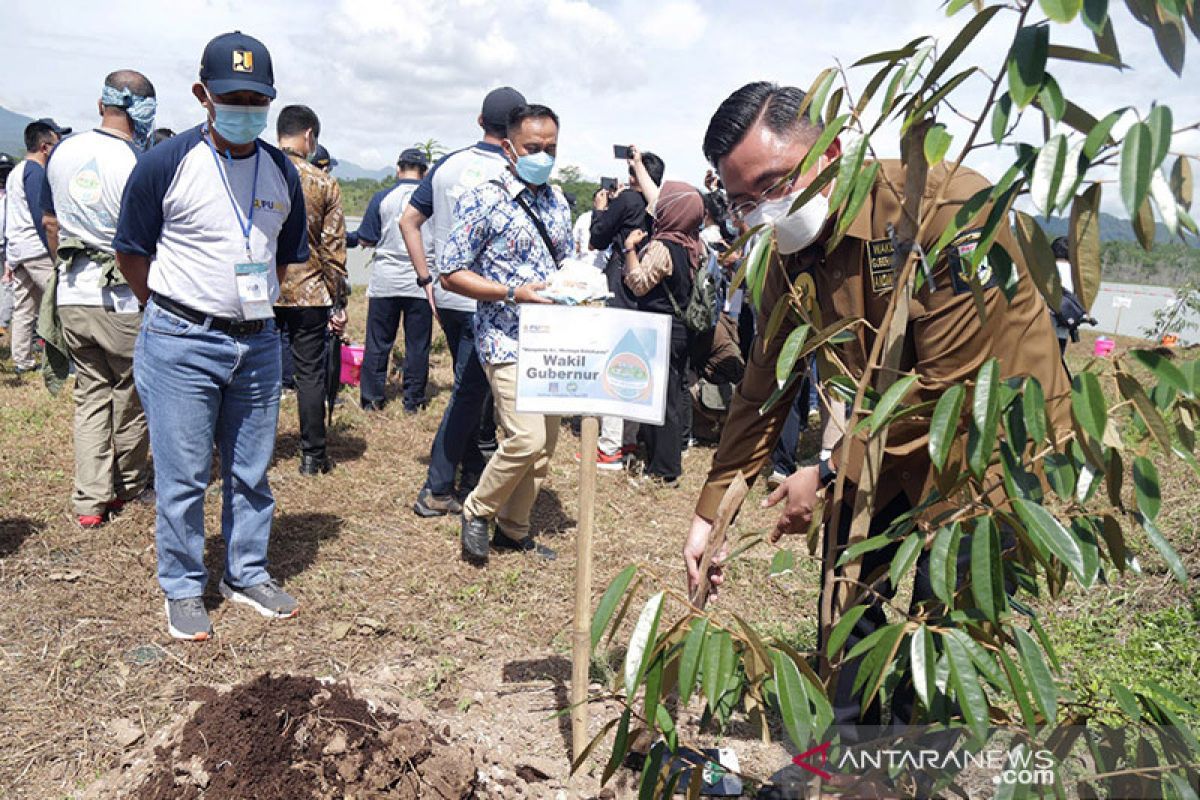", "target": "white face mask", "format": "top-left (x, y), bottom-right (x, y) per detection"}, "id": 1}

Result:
top-left (745, 189), bottom-right (830, 255)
